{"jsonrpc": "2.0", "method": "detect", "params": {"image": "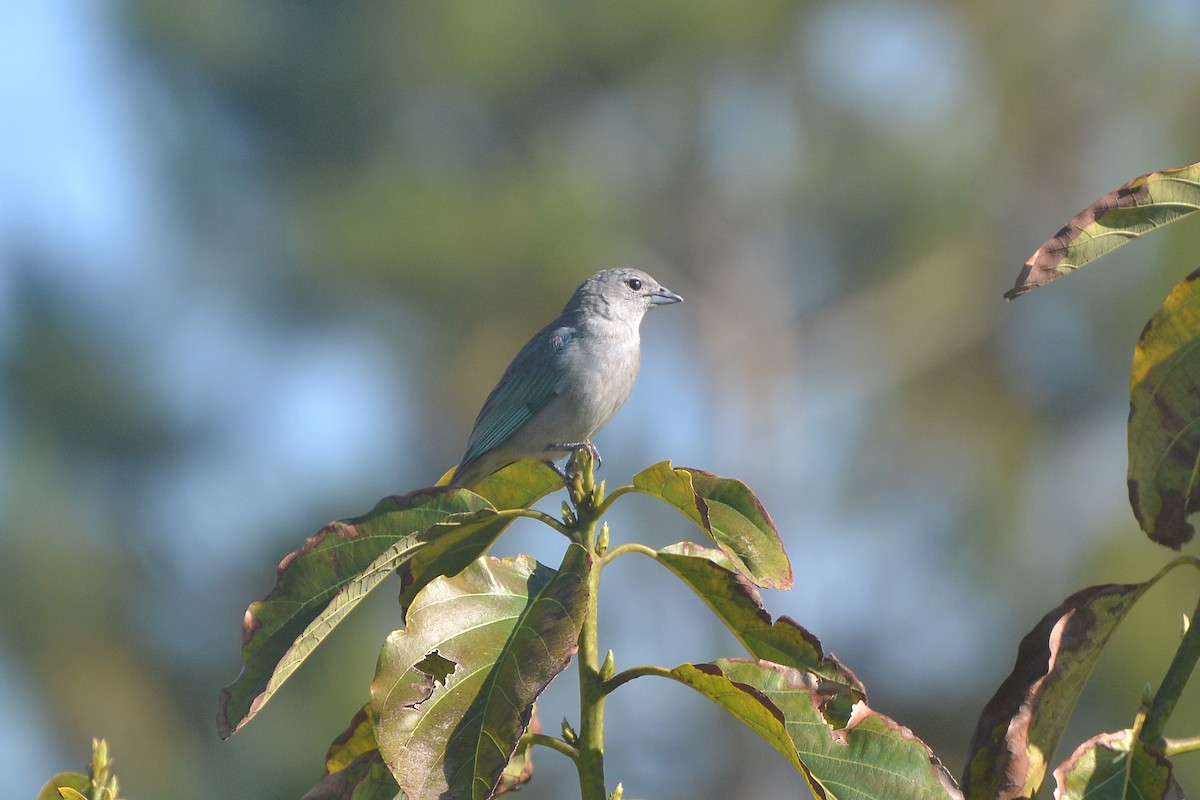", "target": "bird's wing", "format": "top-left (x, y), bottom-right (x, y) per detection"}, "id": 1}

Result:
top-left (459, 326), bottom-right (572, 467)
